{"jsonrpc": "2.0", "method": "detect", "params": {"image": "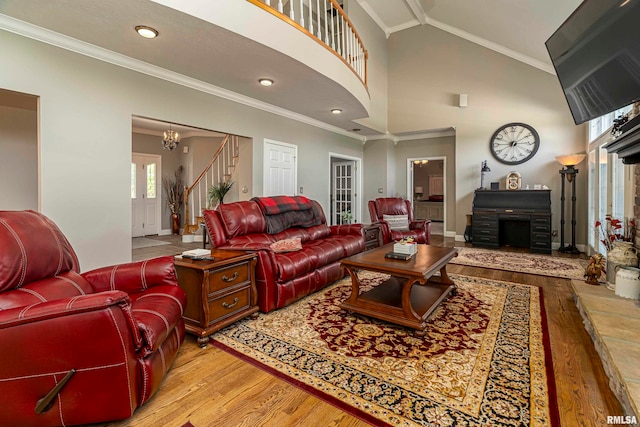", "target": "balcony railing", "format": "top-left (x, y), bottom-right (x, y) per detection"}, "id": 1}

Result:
top-left (247, 0), bottom-right (368, 87)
